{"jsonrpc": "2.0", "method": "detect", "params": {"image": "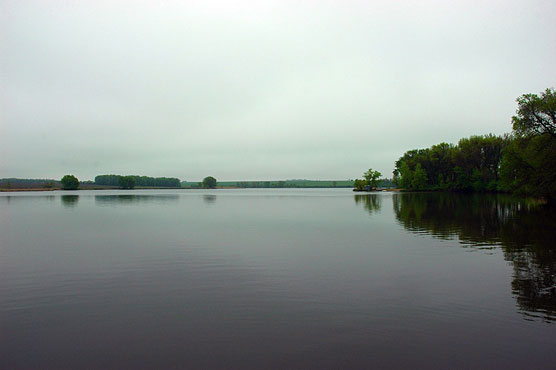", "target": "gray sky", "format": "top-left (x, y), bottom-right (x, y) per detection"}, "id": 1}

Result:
top-left (1, 0), bottom-right (555, 181)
